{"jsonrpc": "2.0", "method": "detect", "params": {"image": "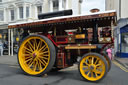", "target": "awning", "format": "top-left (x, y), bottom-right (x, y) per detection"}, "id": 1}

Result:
top-left (0, 24), bottom-right (8, 29)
